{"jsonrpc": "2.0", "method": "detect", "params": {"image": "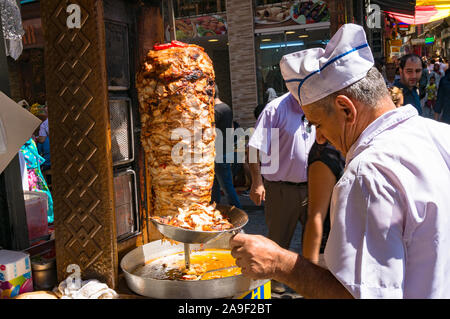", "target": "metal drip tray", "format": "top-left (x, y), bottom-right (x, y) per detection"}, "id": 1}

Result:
top-left (120, 235), bottom-right (269, 299)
